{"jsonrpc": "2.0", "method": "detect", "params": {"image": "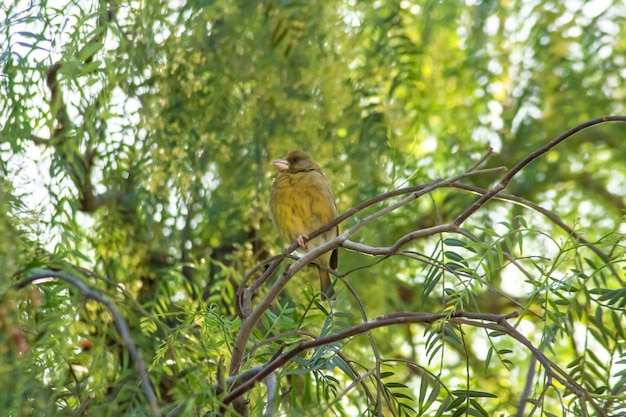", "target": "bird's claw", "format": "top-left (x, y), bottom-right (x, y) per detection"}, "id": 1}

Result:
top-left (297, 235), bottom-right (309, 249)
